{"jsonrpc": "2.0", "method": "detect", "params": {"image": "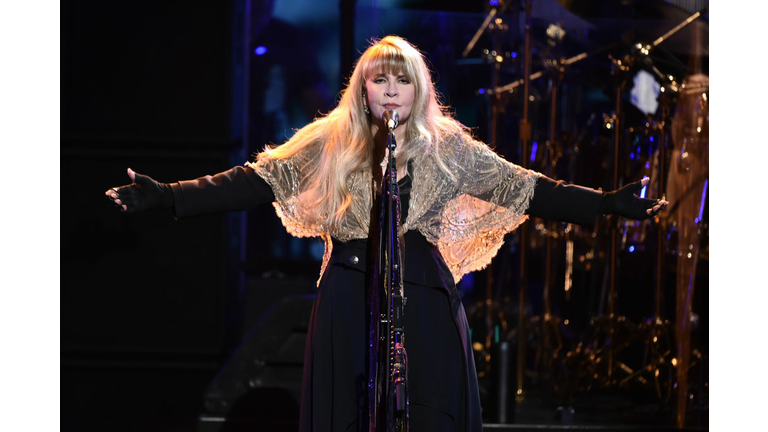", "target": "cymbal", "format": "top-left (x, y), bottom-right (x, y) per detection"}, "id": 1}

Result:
top-left (555, 0), bottom-right (708, 57)
top-left (529, 17), bottom-right (602, 58)
top-left (555, 0), bottom-right (706, 22)
top-left (553, 1), bottom-right (708, 85)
